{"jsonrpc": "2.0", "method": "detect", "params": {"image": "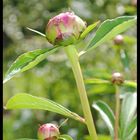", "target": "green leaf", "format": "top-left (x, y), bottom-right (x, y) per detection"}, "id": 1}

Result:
top-left (85, 78), bottom-right (137, 89)
top-left (124, 116), bottom-right (137, 140)
top-left (5, 93), bottom-right (85, 123)
top-left (98, 135), bottom-right (112, 140)
top-left (80, 21), bottom-right (100, 39)
top-left (84, 135), bottom-right (111, 140)
top-left (92, 101), bottom-right (115, 138)
top-left (84, 16), bottom-right (136, 53)
top-left (26, 27), bottom-right (46, 37)
top-left (85, 78), bottom-right (111, 85)
top-left (3, 47), bottom-right (58, 84)
top-left (58, 134), bottom-right (73, 140)
top-left (123, 80), bottom-right (137, 88)
top-left (16, 138), bottom-right (37, 140)
top-left (120, 93), bottom-right (137, 139)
